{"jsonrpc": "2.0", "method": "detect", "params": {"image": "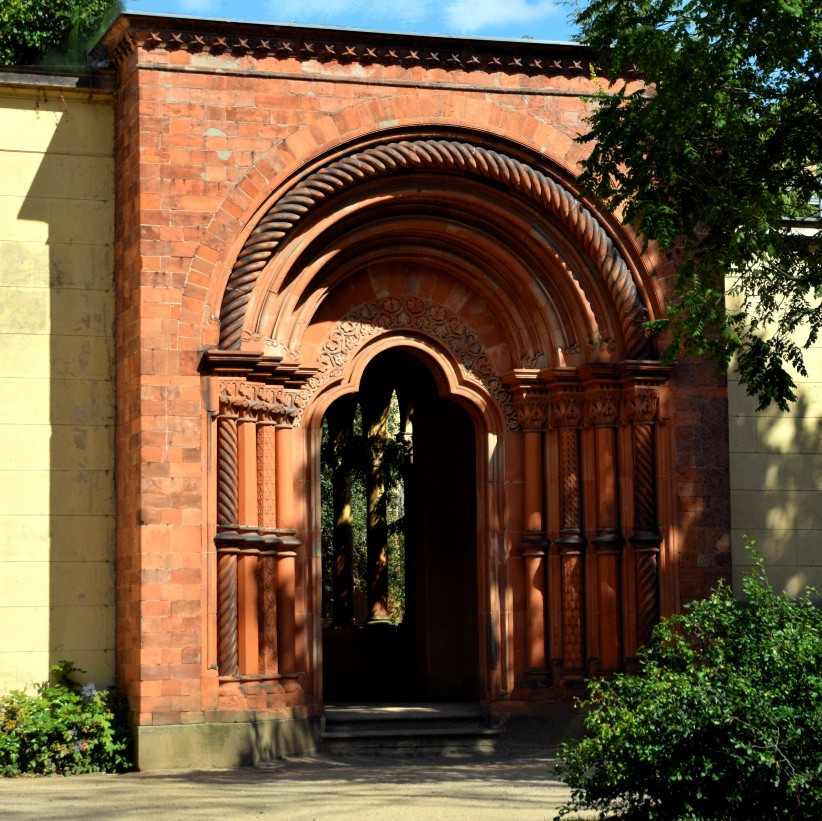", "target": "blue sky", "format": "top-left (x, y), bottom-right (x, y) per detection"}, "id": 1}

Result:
top-left (125, 1), bottom-right (580, 43)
